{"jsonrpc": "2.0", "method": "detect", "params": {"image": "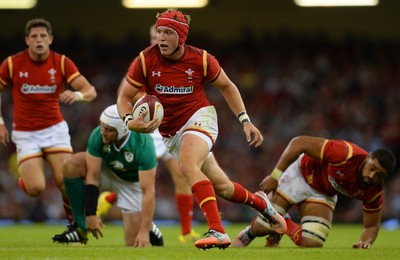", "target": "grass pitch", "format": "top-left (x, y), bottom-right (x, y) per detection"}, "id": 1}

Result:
top-left (0, 222), bottom-right (399, 259)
